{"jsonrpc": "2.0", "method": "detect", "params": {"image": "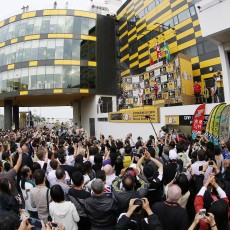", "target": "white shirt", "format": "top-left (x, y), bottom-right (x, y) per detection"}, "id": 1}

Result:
top-left (47, 170), bottom-right (70, 185)
top-left (106, 173), bottom-right (117, 186)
